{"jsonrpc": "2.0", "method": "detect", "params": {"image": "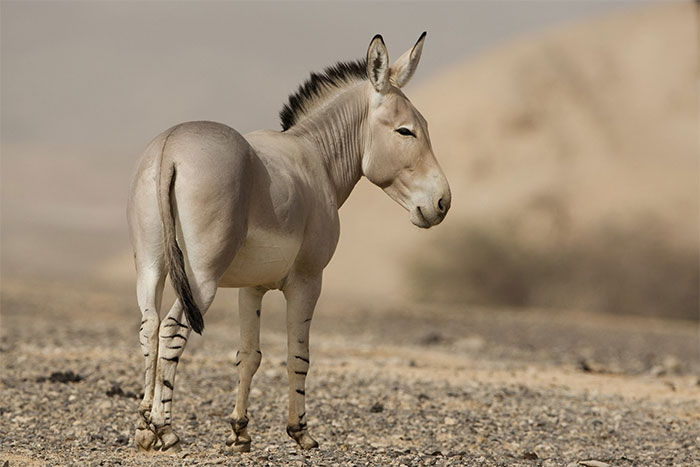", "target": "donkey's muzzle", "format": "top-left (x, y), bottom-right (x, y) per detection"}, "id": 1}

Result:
top-left (412, 198), bottom-right (449, 229)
